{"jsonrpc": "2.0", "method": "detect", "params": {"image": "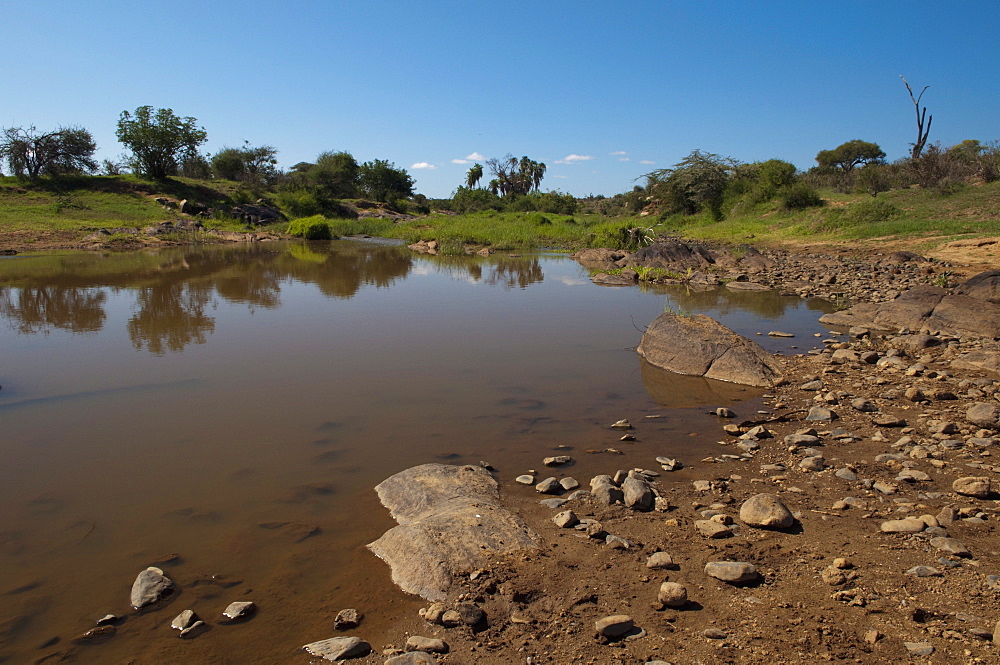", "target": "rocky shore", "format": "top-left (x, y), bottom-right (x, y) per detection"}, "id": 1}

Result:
top-left (328, 243), bottom-right (1000, 664)
top-left (32, 239), bottom-right (1000, 664)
